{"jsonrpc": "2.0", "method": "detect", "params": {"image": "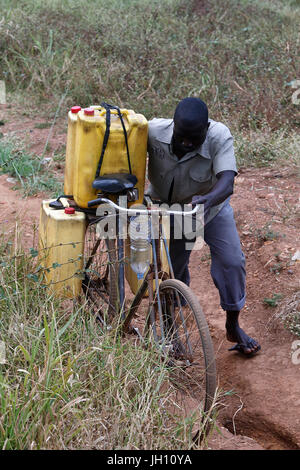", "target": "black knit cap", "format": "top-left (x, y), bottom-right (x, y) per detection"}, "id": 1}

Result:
top-left (173, 97), bottom-right (208, 131)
